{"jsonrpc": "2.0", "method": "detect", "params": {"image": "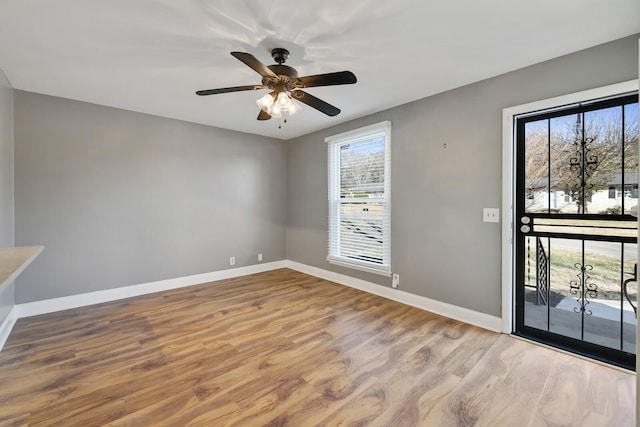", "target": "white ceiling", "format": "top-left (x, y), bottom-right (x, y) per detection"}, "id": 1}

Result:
top-left (0, 1), bottom-right (638, 140)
